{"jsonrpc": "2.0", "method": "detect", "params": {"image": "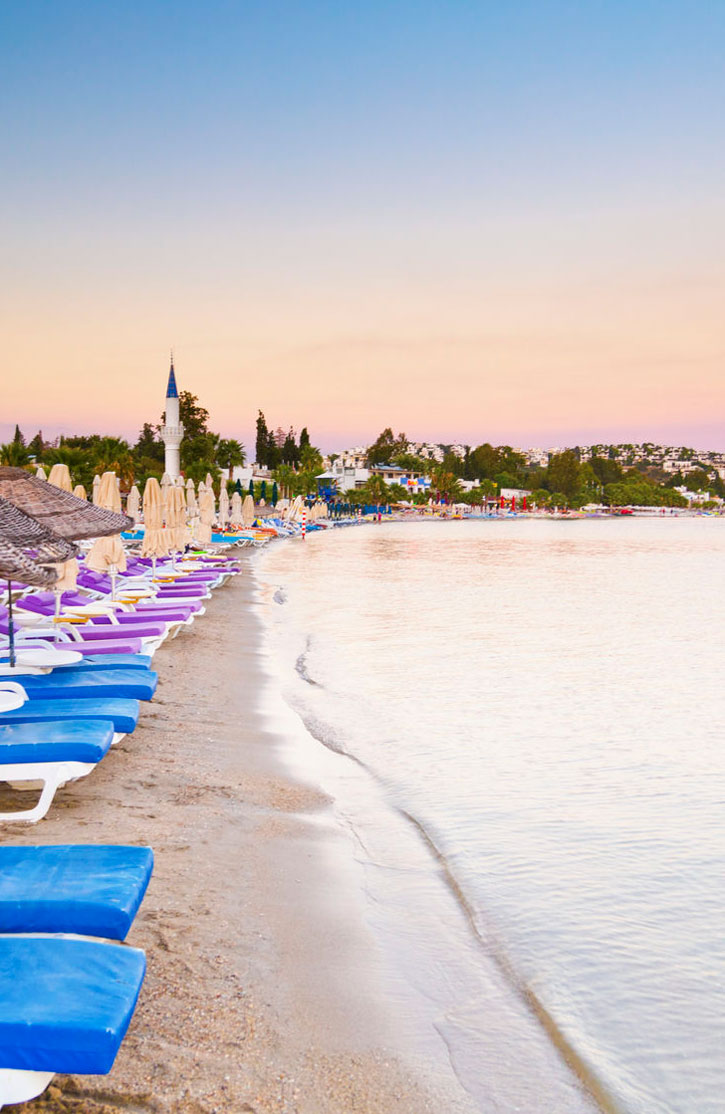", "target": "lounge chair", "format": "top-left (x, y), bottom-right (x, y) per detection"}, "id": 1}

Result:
top-left (0, 844), bottom-right (153, 937)
top-left (0, 720), bottom-right (114, 823)
top-left (1, 650), bottom-right (153, 673)
top-left (0, 697), bottom-right (140, 743)
top-left (8, 667), bottom-right (157, 702)
top-left (0, 936), bottom-right (146, 1108)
